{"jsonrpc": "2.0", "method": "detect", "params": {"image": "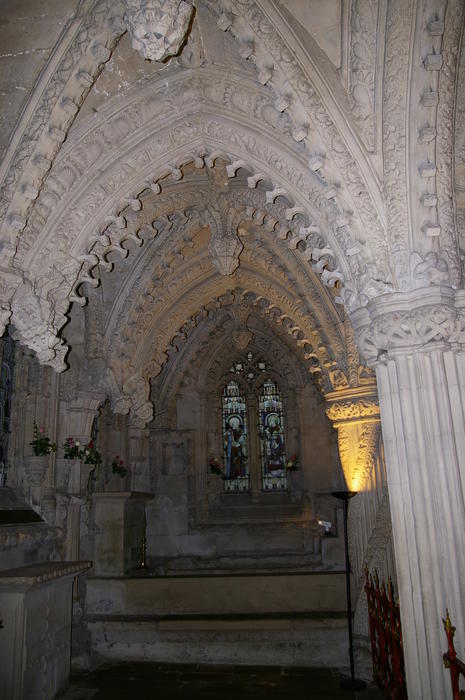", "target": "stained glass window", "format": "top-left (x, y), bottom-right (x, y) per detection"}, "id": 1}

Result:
top-left (222, 380), bottom-right (249, 492)
top-left (259, 379), bottom-right (288, 491)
